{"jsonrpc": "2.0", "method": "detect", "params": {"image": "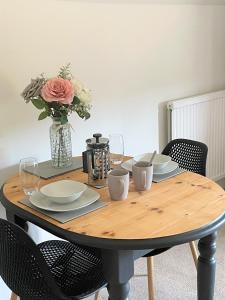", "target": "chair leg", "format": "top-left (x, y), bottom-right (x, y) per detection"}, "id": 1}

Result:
top-left (10, 293), bottom-right (17, 300)
top-left (94, 291), bottom-right (100, 300)
top-left (189, 241), bottom-right (198, 269)
top-left (147, 257), bottom-right (154, 300)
